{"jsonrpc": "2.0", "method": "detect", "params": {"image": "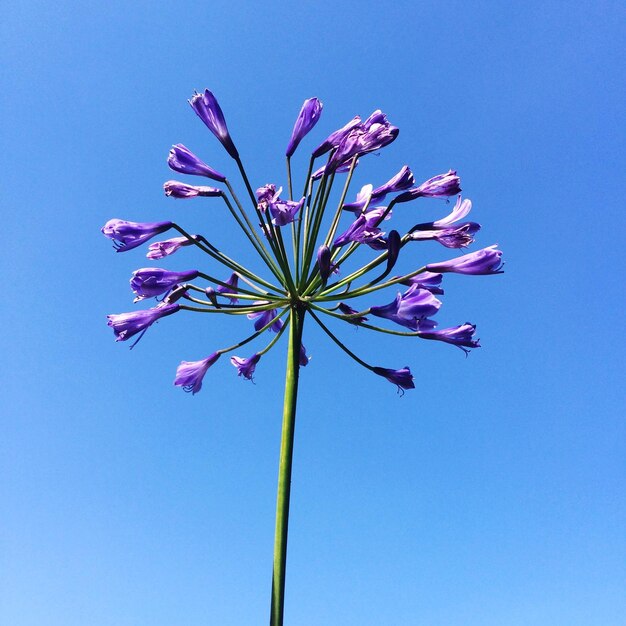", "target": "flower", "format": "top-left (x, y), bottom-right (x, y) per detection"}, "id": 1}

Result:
top-left (371, 166), bottom-right (415, 201)
top-left (286, 98), bottom-right (323, 158)
top-left (312, 115), bottom-right (361, 158)
top-left (370, 285), bottom-right (441, 331)
top-left (174, 352), bottom-right (221, 394)
top-left (408, 223), bottom-right (480, 248)
top-left (216, 272), bottom-right (239, 303)
top-left (269, 196), bottom-right (304, 227)
top-left (256, 183), bottom-right (278, 211)
top-left (107, 303), bottom-right (180, 342)
top-left (167, 144), bottom-right (226, 182)
top-left (334, 207), bottom-right (390, 249)
top-left (146, 235), bottom-right (198, 260)
top-left (426, 245), bottom-right (504, 275)
top-left (189, 89), bottom-right (238, 159)
top-left (372, 366), bottom-right (415, 391)
top-left (130, 268), bottom-right (199, 300)
top-left (317, 245), bottom-right (332, 282)
top-left (338, 303), bottom-right (368, 325)
top-left (312, 158), bottom-right (359, 180)
top-left (400, 271), bottom-right (444, 294)
top-left (299, 344), bottom-right (310, 366)
top-left (231, 353), bottom-right (261, 380)
top-left (395, 170), bottom-right (461, 203)
top-left (418, 323), bottom-right (480, 353)
top-left (102, 219), bottom-right (173, 252)
top-left (163, 180), bottom-right (222, 198)
top-left (247, 307), bottom-right (284, 332)
top-left (342, 184), bottom-right (373, 214)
